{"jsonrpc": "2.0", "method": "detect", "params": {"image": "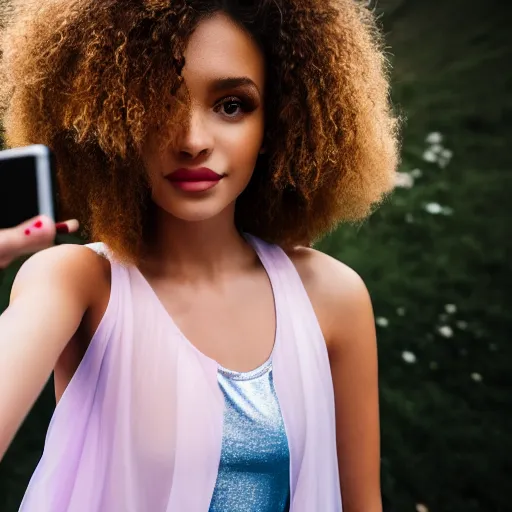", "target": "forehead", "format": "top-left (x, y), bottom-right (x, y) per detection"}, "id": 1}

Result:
top-left (182, 13), bottom-right (265, 88)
